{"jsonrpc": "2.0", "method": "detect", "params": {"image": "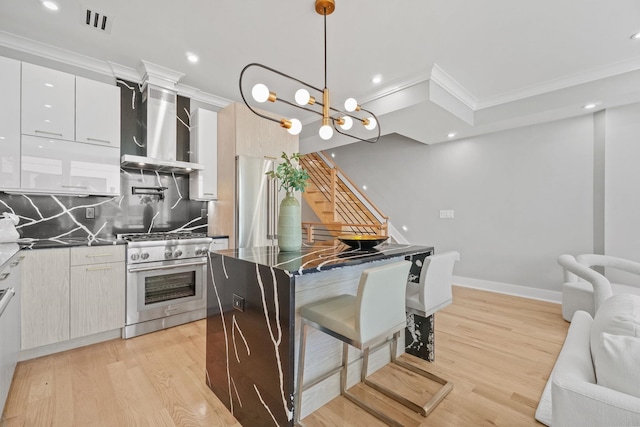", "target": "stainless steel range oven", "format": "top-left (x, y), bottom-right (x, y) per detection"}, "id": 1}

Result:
top-left (119, 232), bottom-right (212, 339)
